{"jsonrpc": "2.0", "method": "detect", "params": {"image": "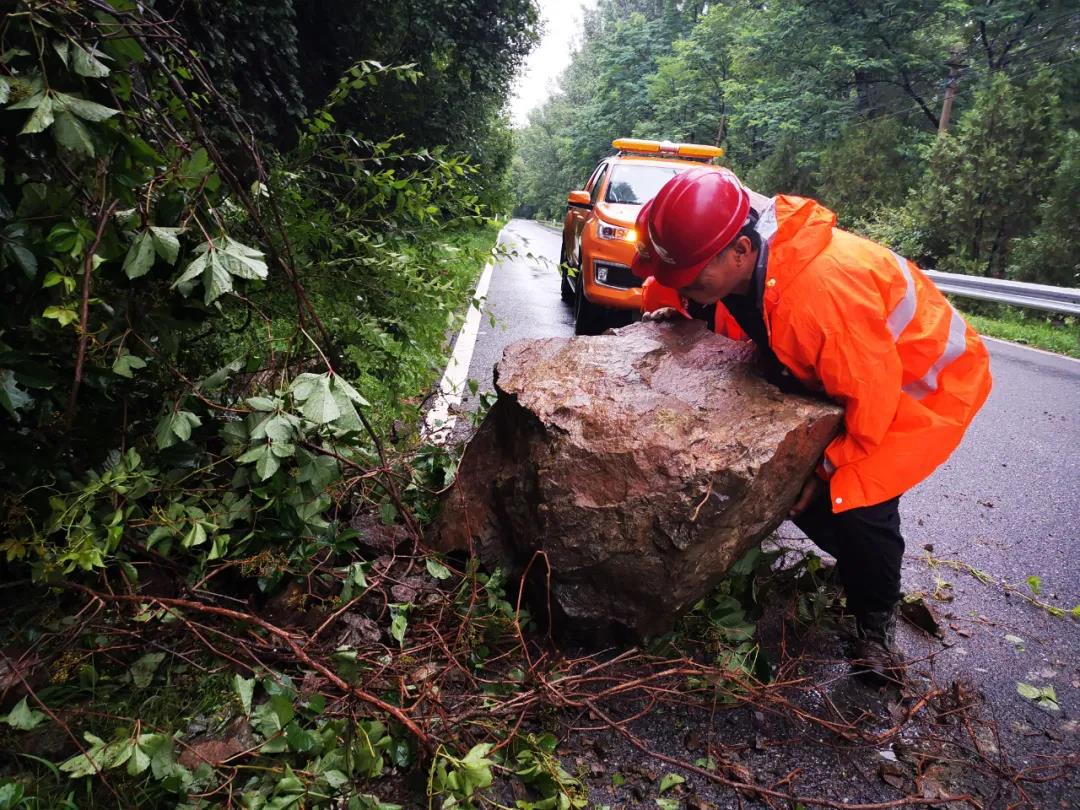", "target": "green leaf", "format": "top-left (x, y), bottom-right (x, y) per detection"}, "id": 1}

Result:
top-left (61, 733), bottom-right (132, 775)
top-left (173, 410), bottom-right (200, 441)
top-left (0, 369), bottom-right (33, 420)
top-left (139, 733), bottom-right (181, 781)
top-left (3, 697), bottom-right (46, 731)
top-left (198, 358), bottom-right (242, 391)
top-left (218, 237), bottom-right (268, 280)
top-left (658, 773), bottom-right (685, 794)
top-left (256, 447), bottom-right (280, 480)
top-left (379, 501), bottom-right (397, 525)
top-left (53, 92), bottom-right (119, 122)
top-left (52, 40), bottom-right (70, 67)
top-left (246, 396), bottom-right (279, 412)
top-left (1037, 685), bottom-right (1060, 711)
top-left (155, 410), bottom-right (201, 449)
top-left (656, 799), bottom-right (680, 810)
top-left (173, 252), bottom-right (207, 289)
top-left (285, 722), bottom-right (317, 753)
top-left (207, 534), bottom-right (229, 561)
top-left (331, 374), bottom-right (370, 407)
top-left (71, 43), bottom-right (111, 77)
top-left (20, 95), bottom-right (54, 134)
top-left (6, 243), bottom-right (38, 279)
top-left (149, 227), bottom-right (182, 265)
top-left (126, 737), bottom-right (151, 775)
top-left (7, 84), bottom-right (44, 110)
top-left (1025, 575), bottom-right (1041, 596)
top-left (390, 606), bottom-right (408, 647)
top-left (42, 270), bottom-right (66, 289)
top-left (182, 522), bottom-right (207, 548)
top-left (234, 675), bottom-right (255, 715)
top-left (426, 558), bottom-right (452, 580)
top-left (270, 693), bottom-right (295, 727)
top-left (288, 373), bottom-right (321, 401)
top-left (42, 306), bottom-right (78, 327)
top-left (123, 231), bottom-right (156, 279)
top-left (611, 773), bottom-right (625, 787)
top-left (52, 111), bottom-right (94, 156)
top-left (300, 375), bottom-right (341, 425)
top-left (130, 652), bottom-right (166, 688)
top-left (298, 454), bottom-right (340, 490)
top-left (111, 351), bottom-right (147, 378)
top-left (0, 783), bottom-right (25, 806)
top-left (264, 416), bottom-right (295, 443)
top-left (323, 769), bottom-right (349, 789)
top-left (204, 252), bottom-right (233, 305)
top-left (1016, 682), bottom-right (1040, 700)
